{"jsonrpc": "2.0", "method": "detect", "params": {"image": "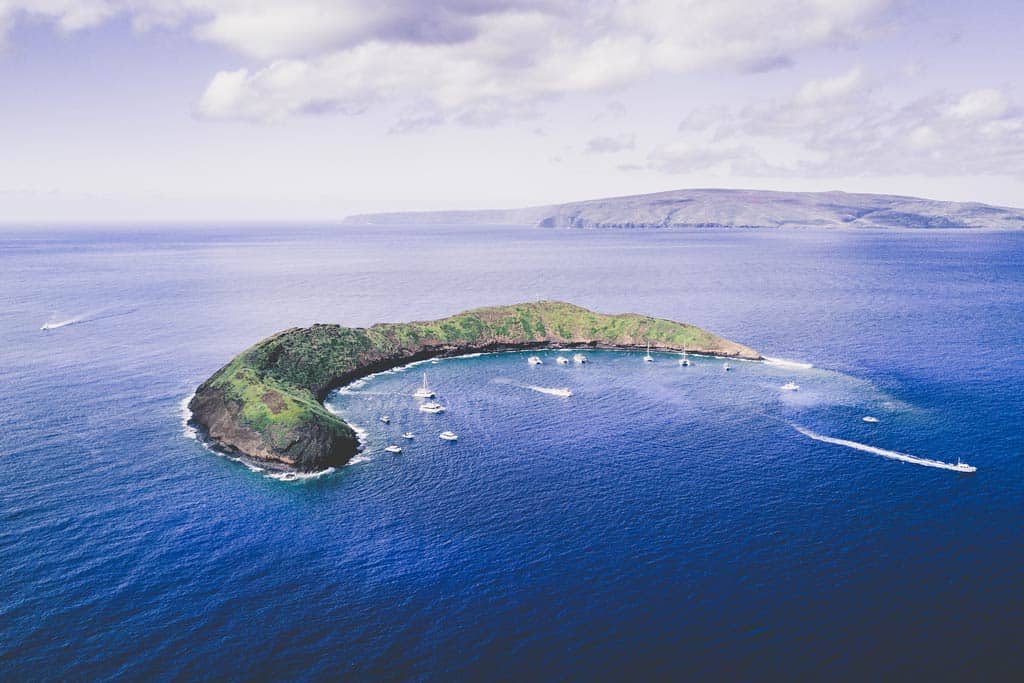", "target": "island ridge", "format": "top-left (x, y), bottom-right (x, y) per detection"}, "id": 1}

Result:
top-left (188, 301), bottom-right (760, 473)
